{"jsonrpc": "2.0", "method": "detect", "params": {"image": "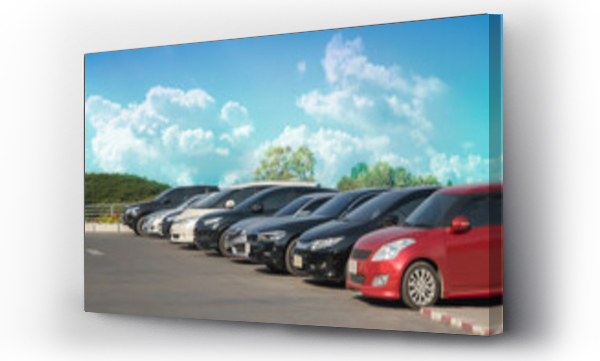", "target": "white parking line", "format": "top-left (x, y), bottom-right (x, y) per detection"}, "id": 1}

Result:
top-left (86, 249), bottom-right (104, 256)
